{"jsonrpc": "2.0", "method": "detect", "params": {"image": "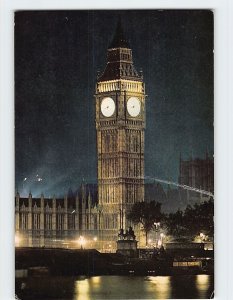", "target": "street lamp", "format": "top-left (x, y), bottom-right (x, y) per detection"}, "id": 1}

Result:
top-left (78, 236), bottom-right (86, 249)
top-left (154, 222), bottom-right (160, 228)
top-left (154, 222), bottom-right (160, 248)
top-left (200, 232), bottom-right (206, 243)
